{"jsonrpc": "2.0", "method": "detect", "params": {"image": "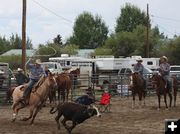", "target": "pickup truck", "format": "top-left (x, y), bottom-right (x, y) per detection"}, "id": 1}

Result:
top-left (0, 62), bottom-right (16, 90)
top-left (40, 62), bottom-right (63, 74)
